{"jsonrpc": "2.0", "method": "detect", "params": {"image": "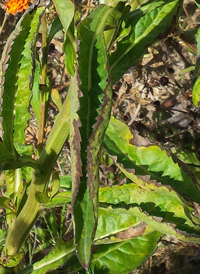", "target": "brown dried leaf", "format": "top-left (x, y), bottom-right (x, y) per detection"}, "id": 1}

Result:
top-left (129, 129), bottom-right (152, 147)
top-left (117, 222), bottom-right (146, 240)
